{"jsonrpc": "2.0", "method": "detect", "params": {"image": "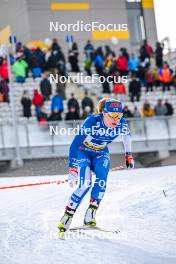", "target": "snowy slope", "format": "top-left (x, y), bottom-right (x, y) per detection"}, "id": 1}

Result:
top-left (0, 166), bottom-right (176, 264)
